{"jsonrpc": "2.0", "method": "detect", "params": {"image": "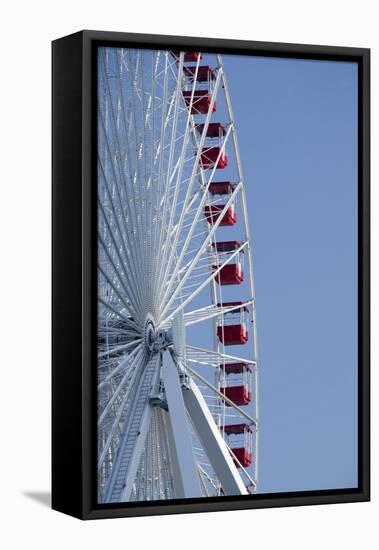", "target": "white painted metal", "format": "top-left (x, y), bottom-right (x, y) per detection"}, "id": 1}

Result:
top-left (186, 345), bottom-right (257, 367)
top-left (161, 352), bottom-right (202, 498)
top-left (104, 353), bottom-right (160, 502)
top-left (186, 364), bottom-right (257, 427)
top-left (160, 408), bottom-right (190, 499)
top-left (97, 47), bottom-right (259, 503)
top-left (183, 377), bottom-right (248, 495)
top-left (171, 311), bottom-right (186, 361)
top-left (216, 54), bottom-right (260, 483)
